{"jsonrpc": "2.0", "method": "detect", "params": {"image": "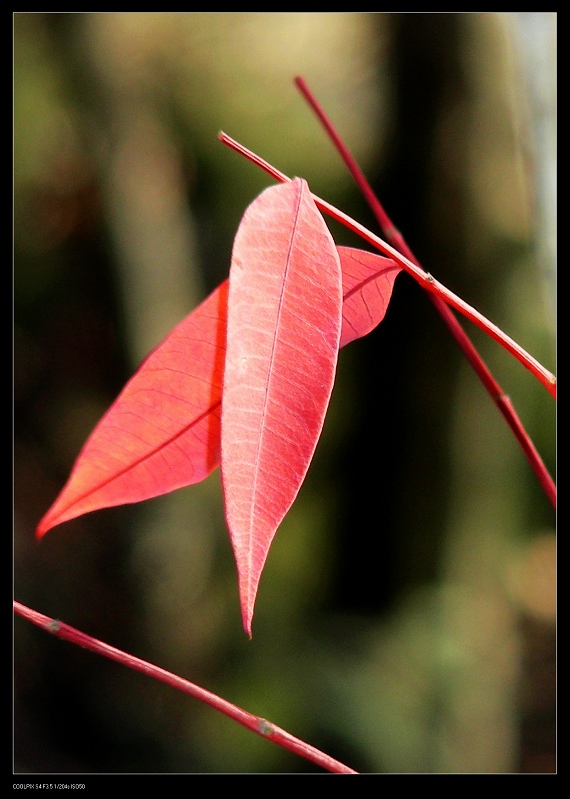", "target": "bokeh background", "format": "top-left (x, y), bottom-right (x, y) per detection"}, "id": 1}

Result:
top-left (14, 12), bottom-right (556, 774)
